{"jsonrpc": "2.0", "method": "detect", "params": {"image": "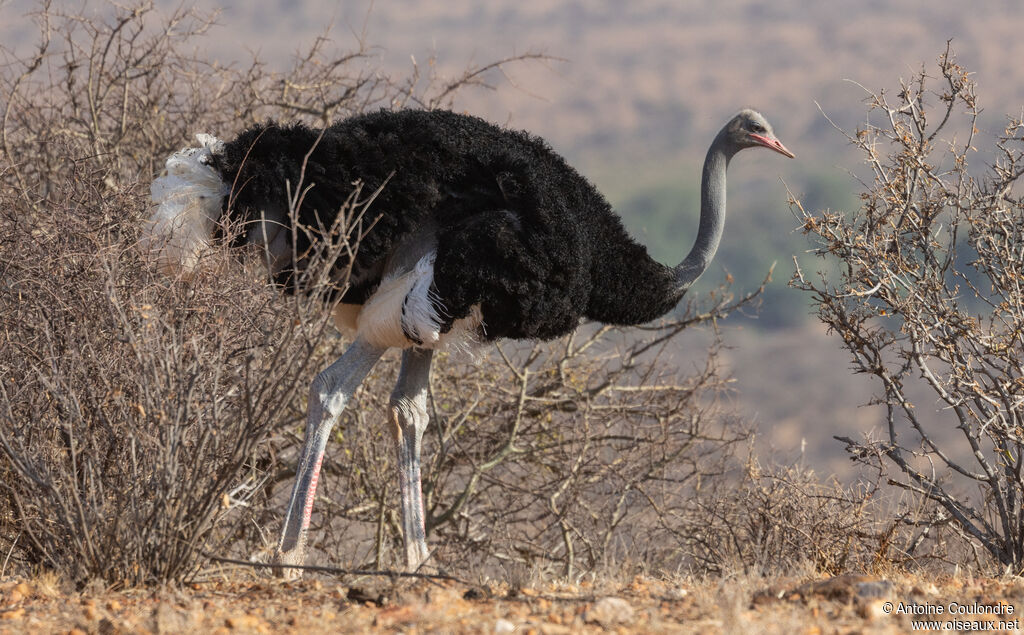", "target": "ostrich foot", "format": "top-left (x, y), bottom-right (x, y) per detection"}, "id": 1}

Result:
top-left (404, 542), bottom-right (431, 573)
top-left (272, 545), bottom-right (306, 581)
